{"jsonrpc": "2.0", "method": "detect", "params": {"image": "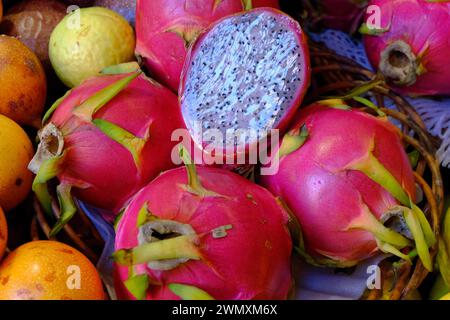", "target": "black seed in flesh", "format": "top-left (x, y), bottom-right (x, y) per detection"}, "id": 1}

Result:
top-left (181, 10), bottom-right (306, 148)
